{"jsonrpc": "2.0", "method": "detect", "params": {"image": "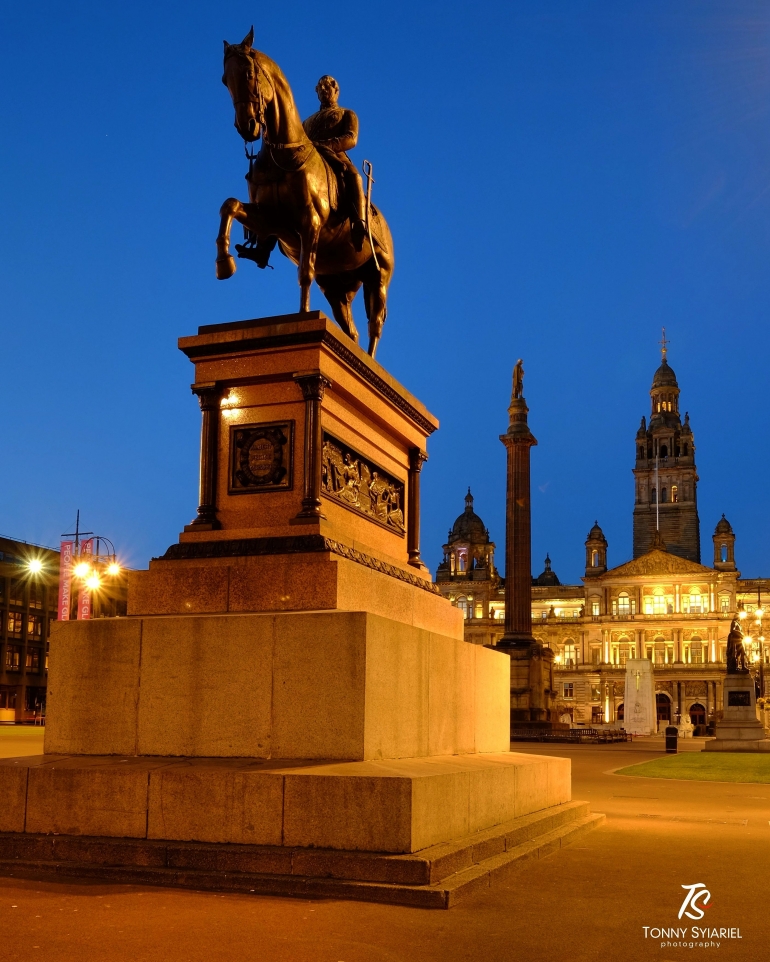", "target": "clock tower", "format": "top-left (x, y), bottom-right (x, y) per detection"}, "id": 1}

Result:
top-left (632, 332), bottom-right (700, 562)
